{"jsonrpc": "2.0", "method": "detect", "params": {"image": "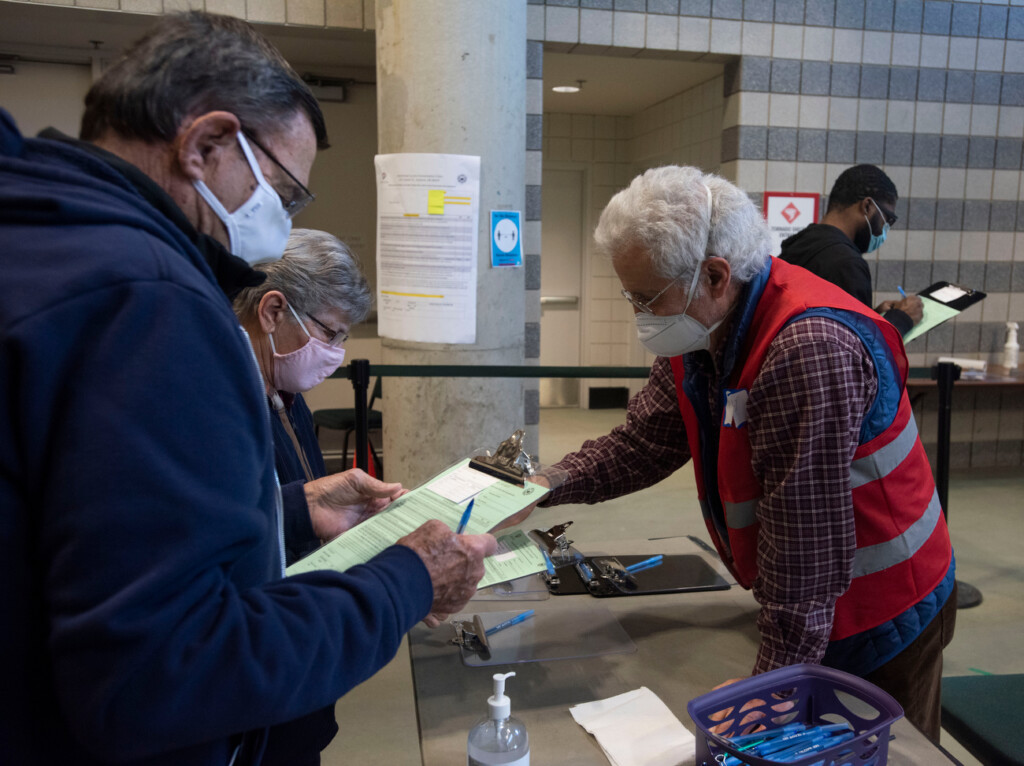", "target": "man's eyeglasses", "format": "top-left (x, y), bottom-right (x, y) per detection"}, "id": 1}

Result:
top-left (241, 129), bottom-right (316, 219)
top-left (306, 312), bottom-right (349, 346)
top-left (869, 198), bottom-right (898, 227)
top-left (620, 274), bottom-right (685, 315)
